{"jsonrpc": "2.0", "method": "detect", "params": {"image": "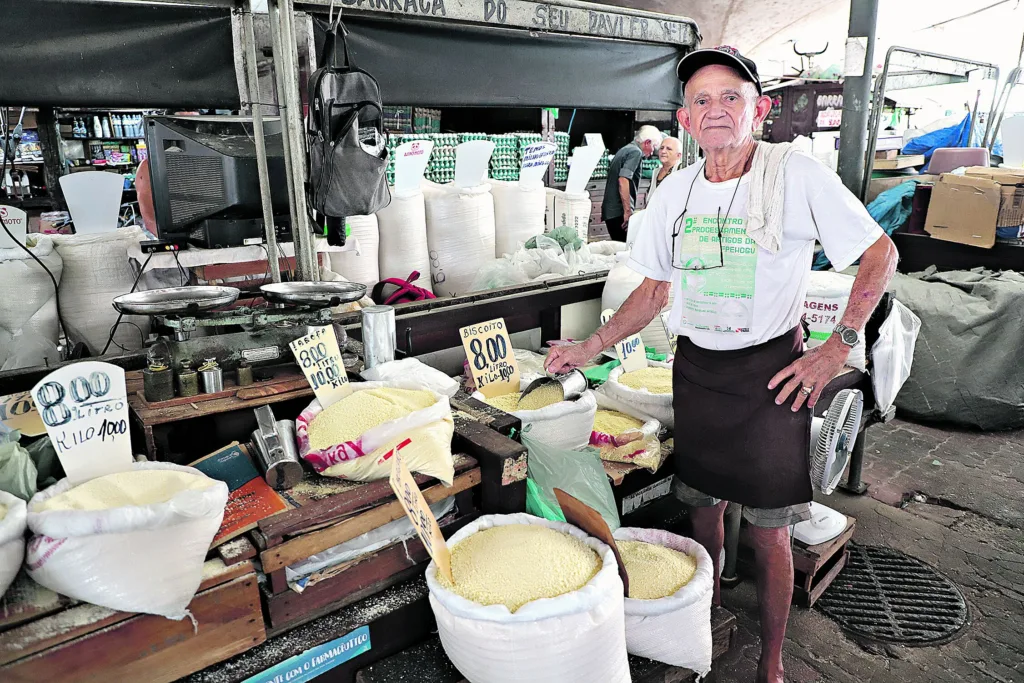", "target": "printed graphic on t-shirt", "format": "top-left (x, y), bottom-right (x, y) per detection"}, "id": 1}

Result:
top-left (675, 214), bottom-right (757, 333)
